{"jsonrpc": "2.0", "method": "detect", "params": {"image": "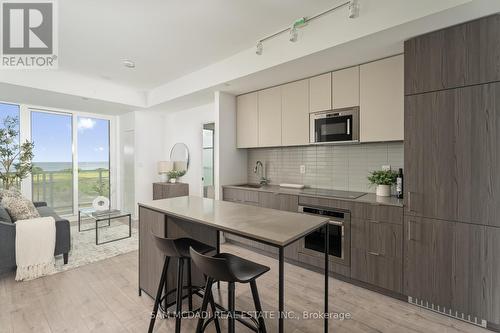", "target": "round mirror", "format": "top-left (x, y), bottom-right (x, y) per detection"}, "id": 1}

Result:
top-left (170, 143), bottom-right (189, 172)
